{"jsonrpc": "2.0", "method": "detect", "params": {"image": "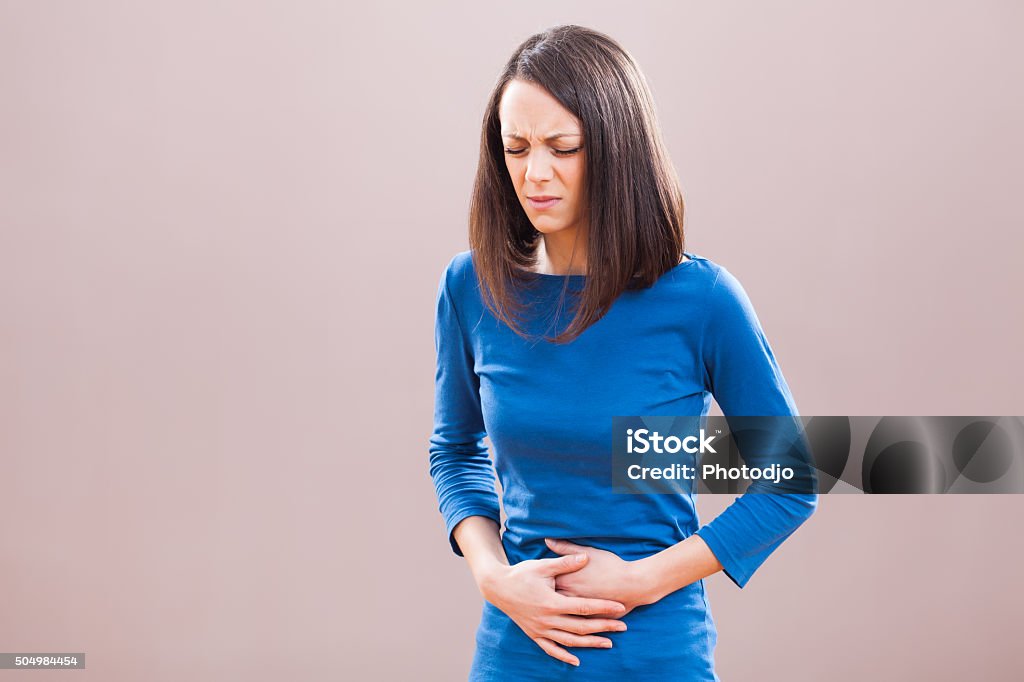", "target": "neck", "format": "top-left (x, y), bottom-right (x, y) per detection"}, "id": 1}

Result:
top-left (535, 228), bottom-right (588, 276)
